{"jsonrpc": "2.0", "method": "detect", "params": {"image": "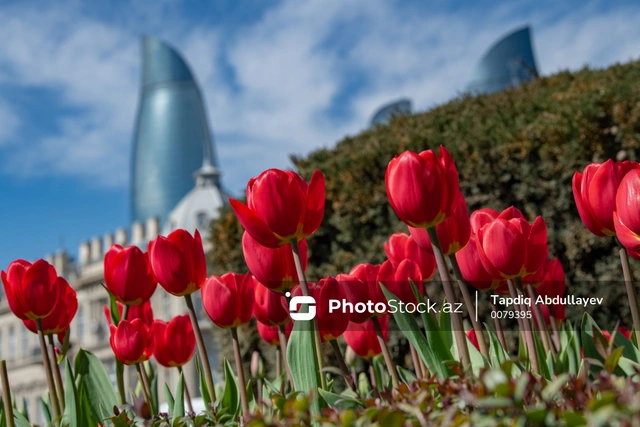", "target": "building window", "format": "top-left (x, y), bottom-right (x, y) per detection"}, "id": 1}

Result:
top-left (77, 306), bottom-right (84, 341)
top-left (8, 326), bottom-right (15, 359)
top-left (21, 327), bottom-right (29, 357)
top-left (197, 212), bottom-right (208, 228)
